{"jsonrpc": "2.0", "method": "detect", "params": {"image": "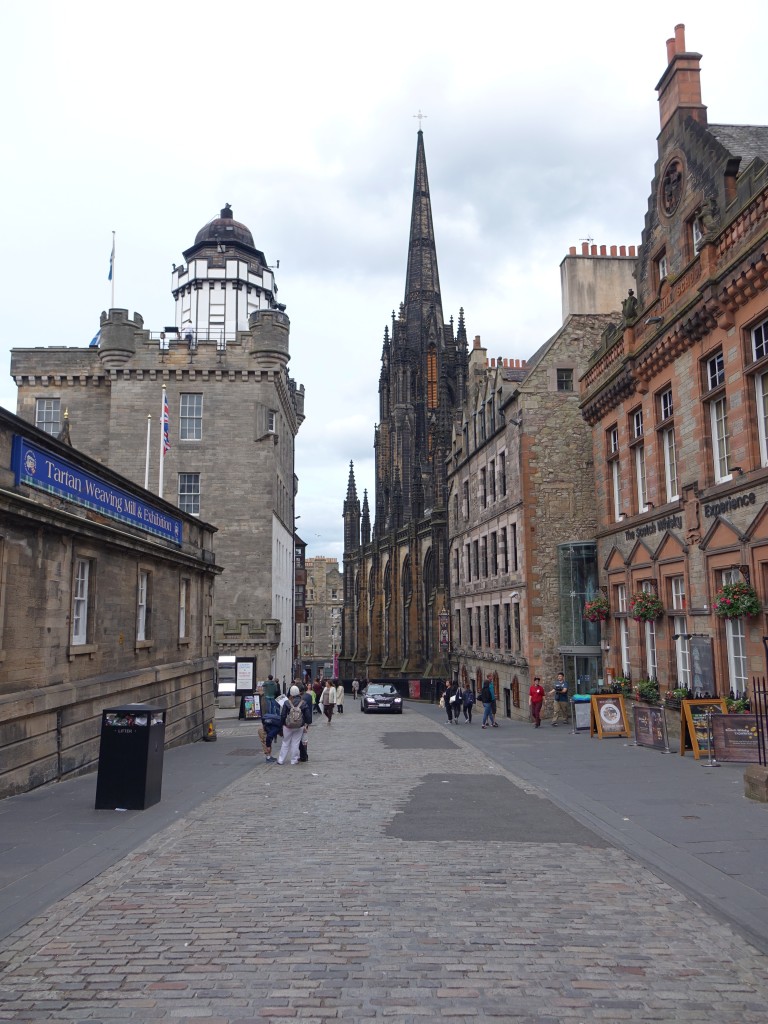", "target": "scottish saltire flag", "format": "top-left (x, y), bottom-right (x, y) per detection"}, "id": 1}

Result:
top-left (89, 329), bottom-right (101, 348)
top-left (108, 239), bottom-right (114, 281)
top-left (162, 390), bottom-right (170, 455)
